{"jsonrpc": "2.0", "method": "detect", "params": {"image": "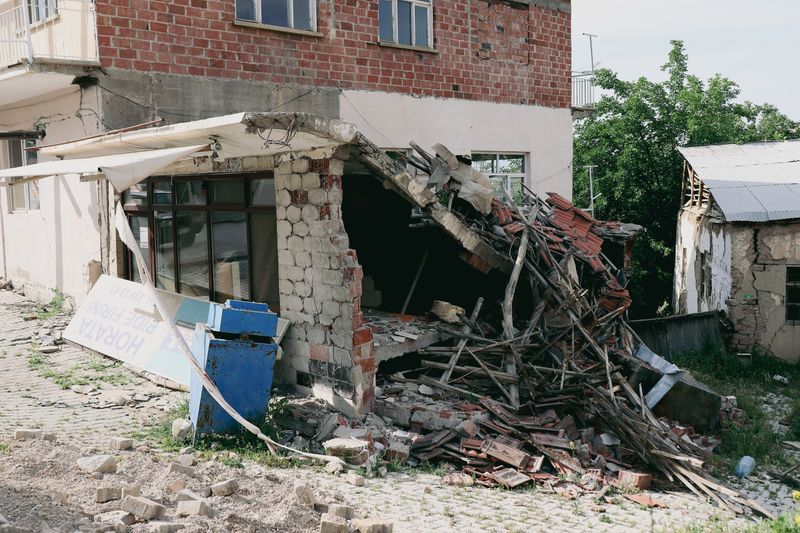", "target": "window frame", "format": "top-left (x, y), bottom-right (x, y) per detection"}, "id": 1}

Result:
top-left (5, 138), bottom-right (40, 214)
top-left (380, 0), bottom-right (434, 49)
top-left (235, 0), bottom-right (317, 32)
top-left (122, 173), bottom-right (279, 308)
top-left (28, 0), bottom-right (58, 24)
top-left (471, 152), bottom-right (528, 203)
top-left (786, 265), bottom-right (800, 324)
